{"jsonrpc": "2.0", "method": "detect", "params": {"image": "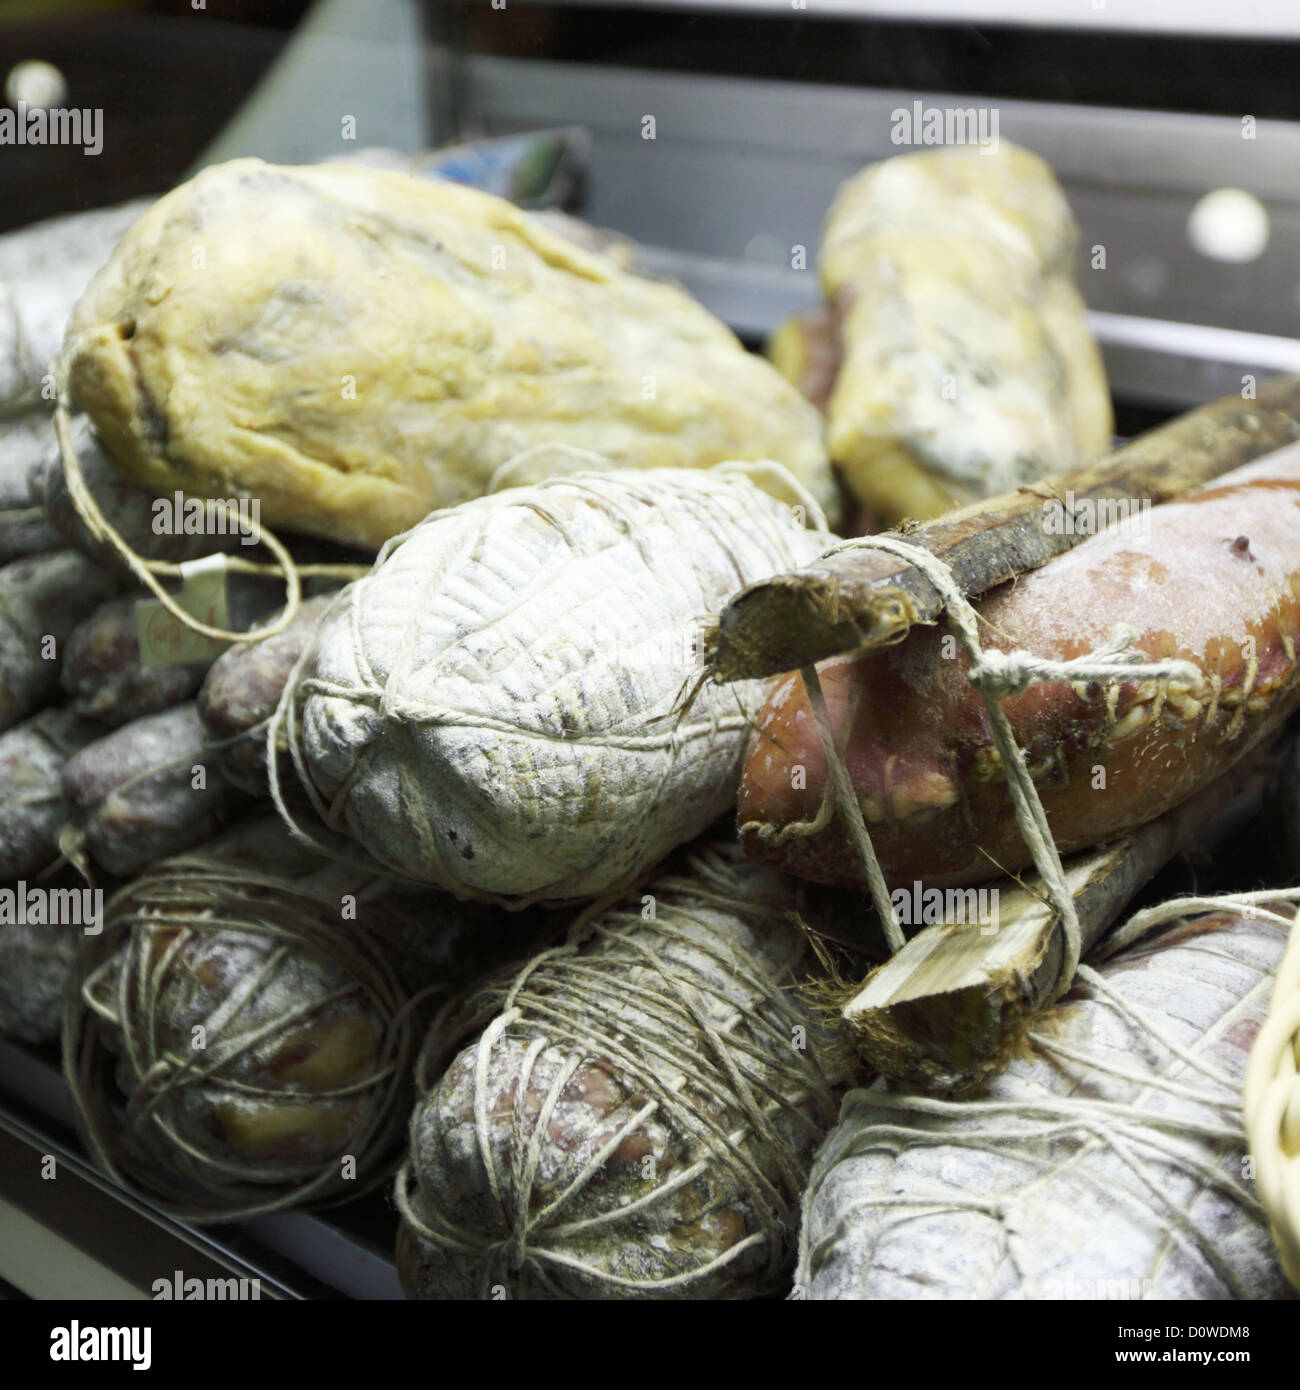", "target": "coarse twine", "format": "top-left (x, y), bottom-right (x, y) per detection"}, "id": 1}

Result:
top-left (1245, 904), bottom-right (1300, 1289)
top-left (269, 465), bottom-right (832, 905)
top-left (59, 157), bottom-right (837, 552)
top-left (797, 909), bottom-right (1291, 1299)
top-left (396, 843), bottom-right (848, 1300)
top-left (62, 843), bottom-right (423, 1223)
